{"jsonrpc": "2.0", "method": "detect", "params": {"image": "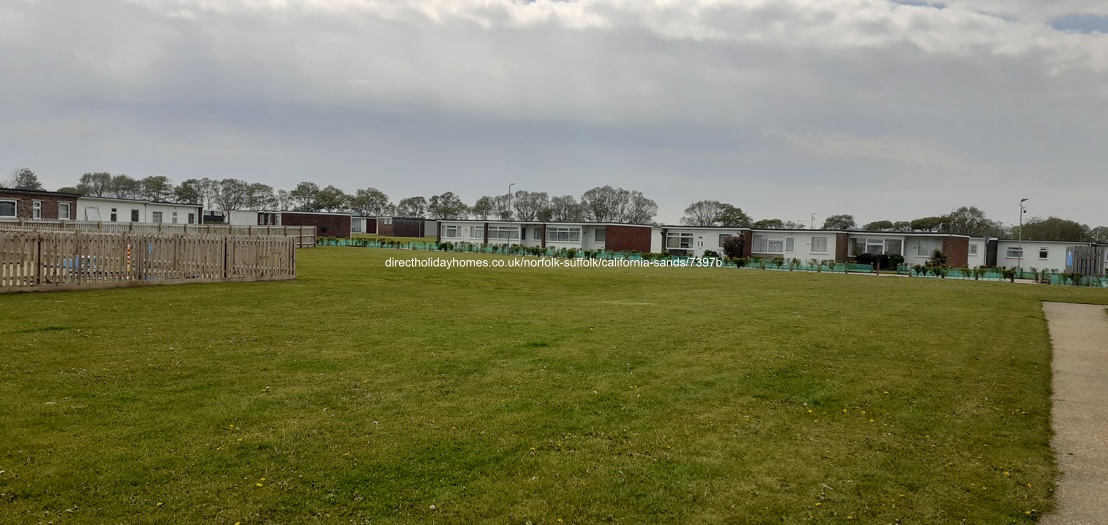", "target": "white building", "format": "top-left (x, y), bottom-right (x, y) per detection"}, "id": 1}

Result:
top-left (436, 220), bottom-right (652, 252)
top-left (77, 196), bottom-right (203, 225)
top-left (993, 239), bottom-right (1091, 272)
